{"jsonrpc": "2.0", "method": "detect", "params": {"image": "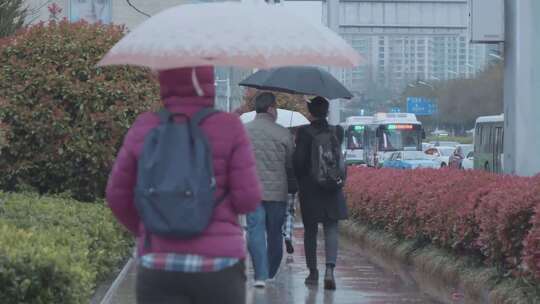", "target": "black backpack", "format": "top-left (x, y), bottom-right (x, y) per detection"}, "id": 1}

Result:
top-left (134, 108), bottom-right (222, 248)
top-left (308, 126), bottom-right (346, 191)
